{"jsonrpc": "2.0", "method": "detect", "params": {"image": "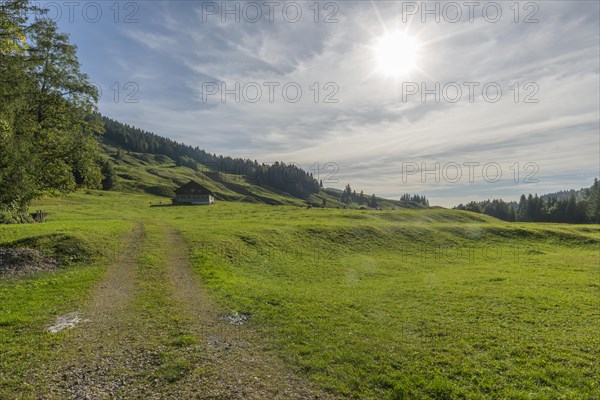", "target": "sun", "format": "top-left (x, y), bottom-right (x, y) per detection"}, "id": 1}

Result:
top-left (373, 31), bottom-right (420, 77)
